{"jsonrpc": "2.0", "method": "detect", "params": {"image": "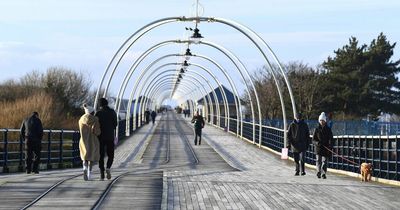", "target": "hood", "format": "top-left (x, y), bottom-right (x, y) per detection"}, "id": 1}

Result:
top-left (80, 113), bottom-right (97, 126)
